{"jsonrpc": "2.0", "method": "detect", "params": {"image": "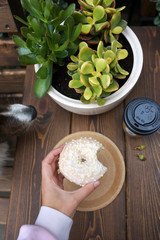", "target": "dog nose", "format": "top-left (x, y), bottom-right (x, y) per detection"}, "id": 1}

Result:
top-left (27, 106), bottom-right (37, 120)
